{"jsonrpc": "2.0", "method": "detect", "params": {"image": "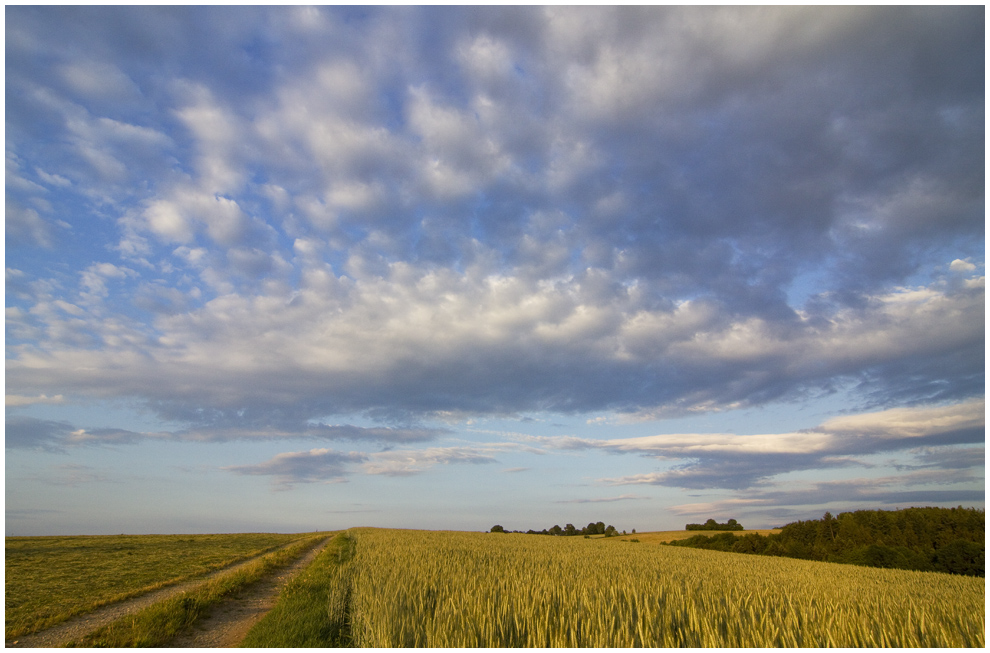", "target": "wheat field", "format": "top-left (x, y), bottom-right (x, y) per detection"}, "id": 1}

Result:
top-left (326, 528), bottom-right (983, 648)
